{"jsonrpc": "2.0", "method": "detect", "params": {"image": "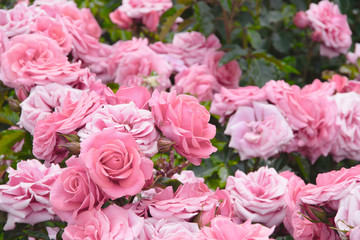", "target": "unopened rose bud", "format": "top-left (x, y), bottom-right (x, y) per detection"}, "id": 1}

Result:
top-left (294, 11), bottom-right (309, 29)
top-left (158, 138), bottom-right (175, 153)
top-left (8, 98), bottom-right (21, 112)
top-left (301, 203), bottom-right (329, 224)
top-left (58, 133), bottom-right (80, 143)
top-left (59, 142), bottom-right (80, 156)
